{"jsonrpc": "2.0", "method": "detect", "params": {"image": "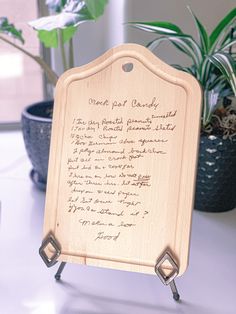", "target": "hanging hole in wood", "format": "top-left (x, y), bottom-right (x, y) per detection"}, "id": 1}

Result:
top-left (122, 63), bottom-right (133, 72)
